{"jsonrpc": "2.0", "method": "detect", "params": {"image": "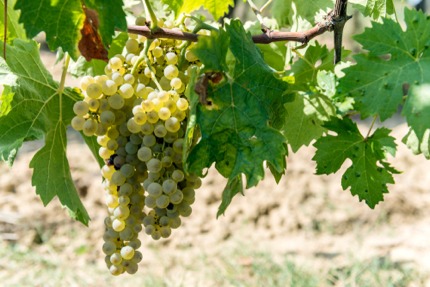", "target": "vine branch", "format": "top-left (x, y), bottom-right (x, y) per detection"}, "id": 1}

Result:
top-left (332, 0), bottom-right (351, 64)
top-left (3, 0), bottom-right (7, 59)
